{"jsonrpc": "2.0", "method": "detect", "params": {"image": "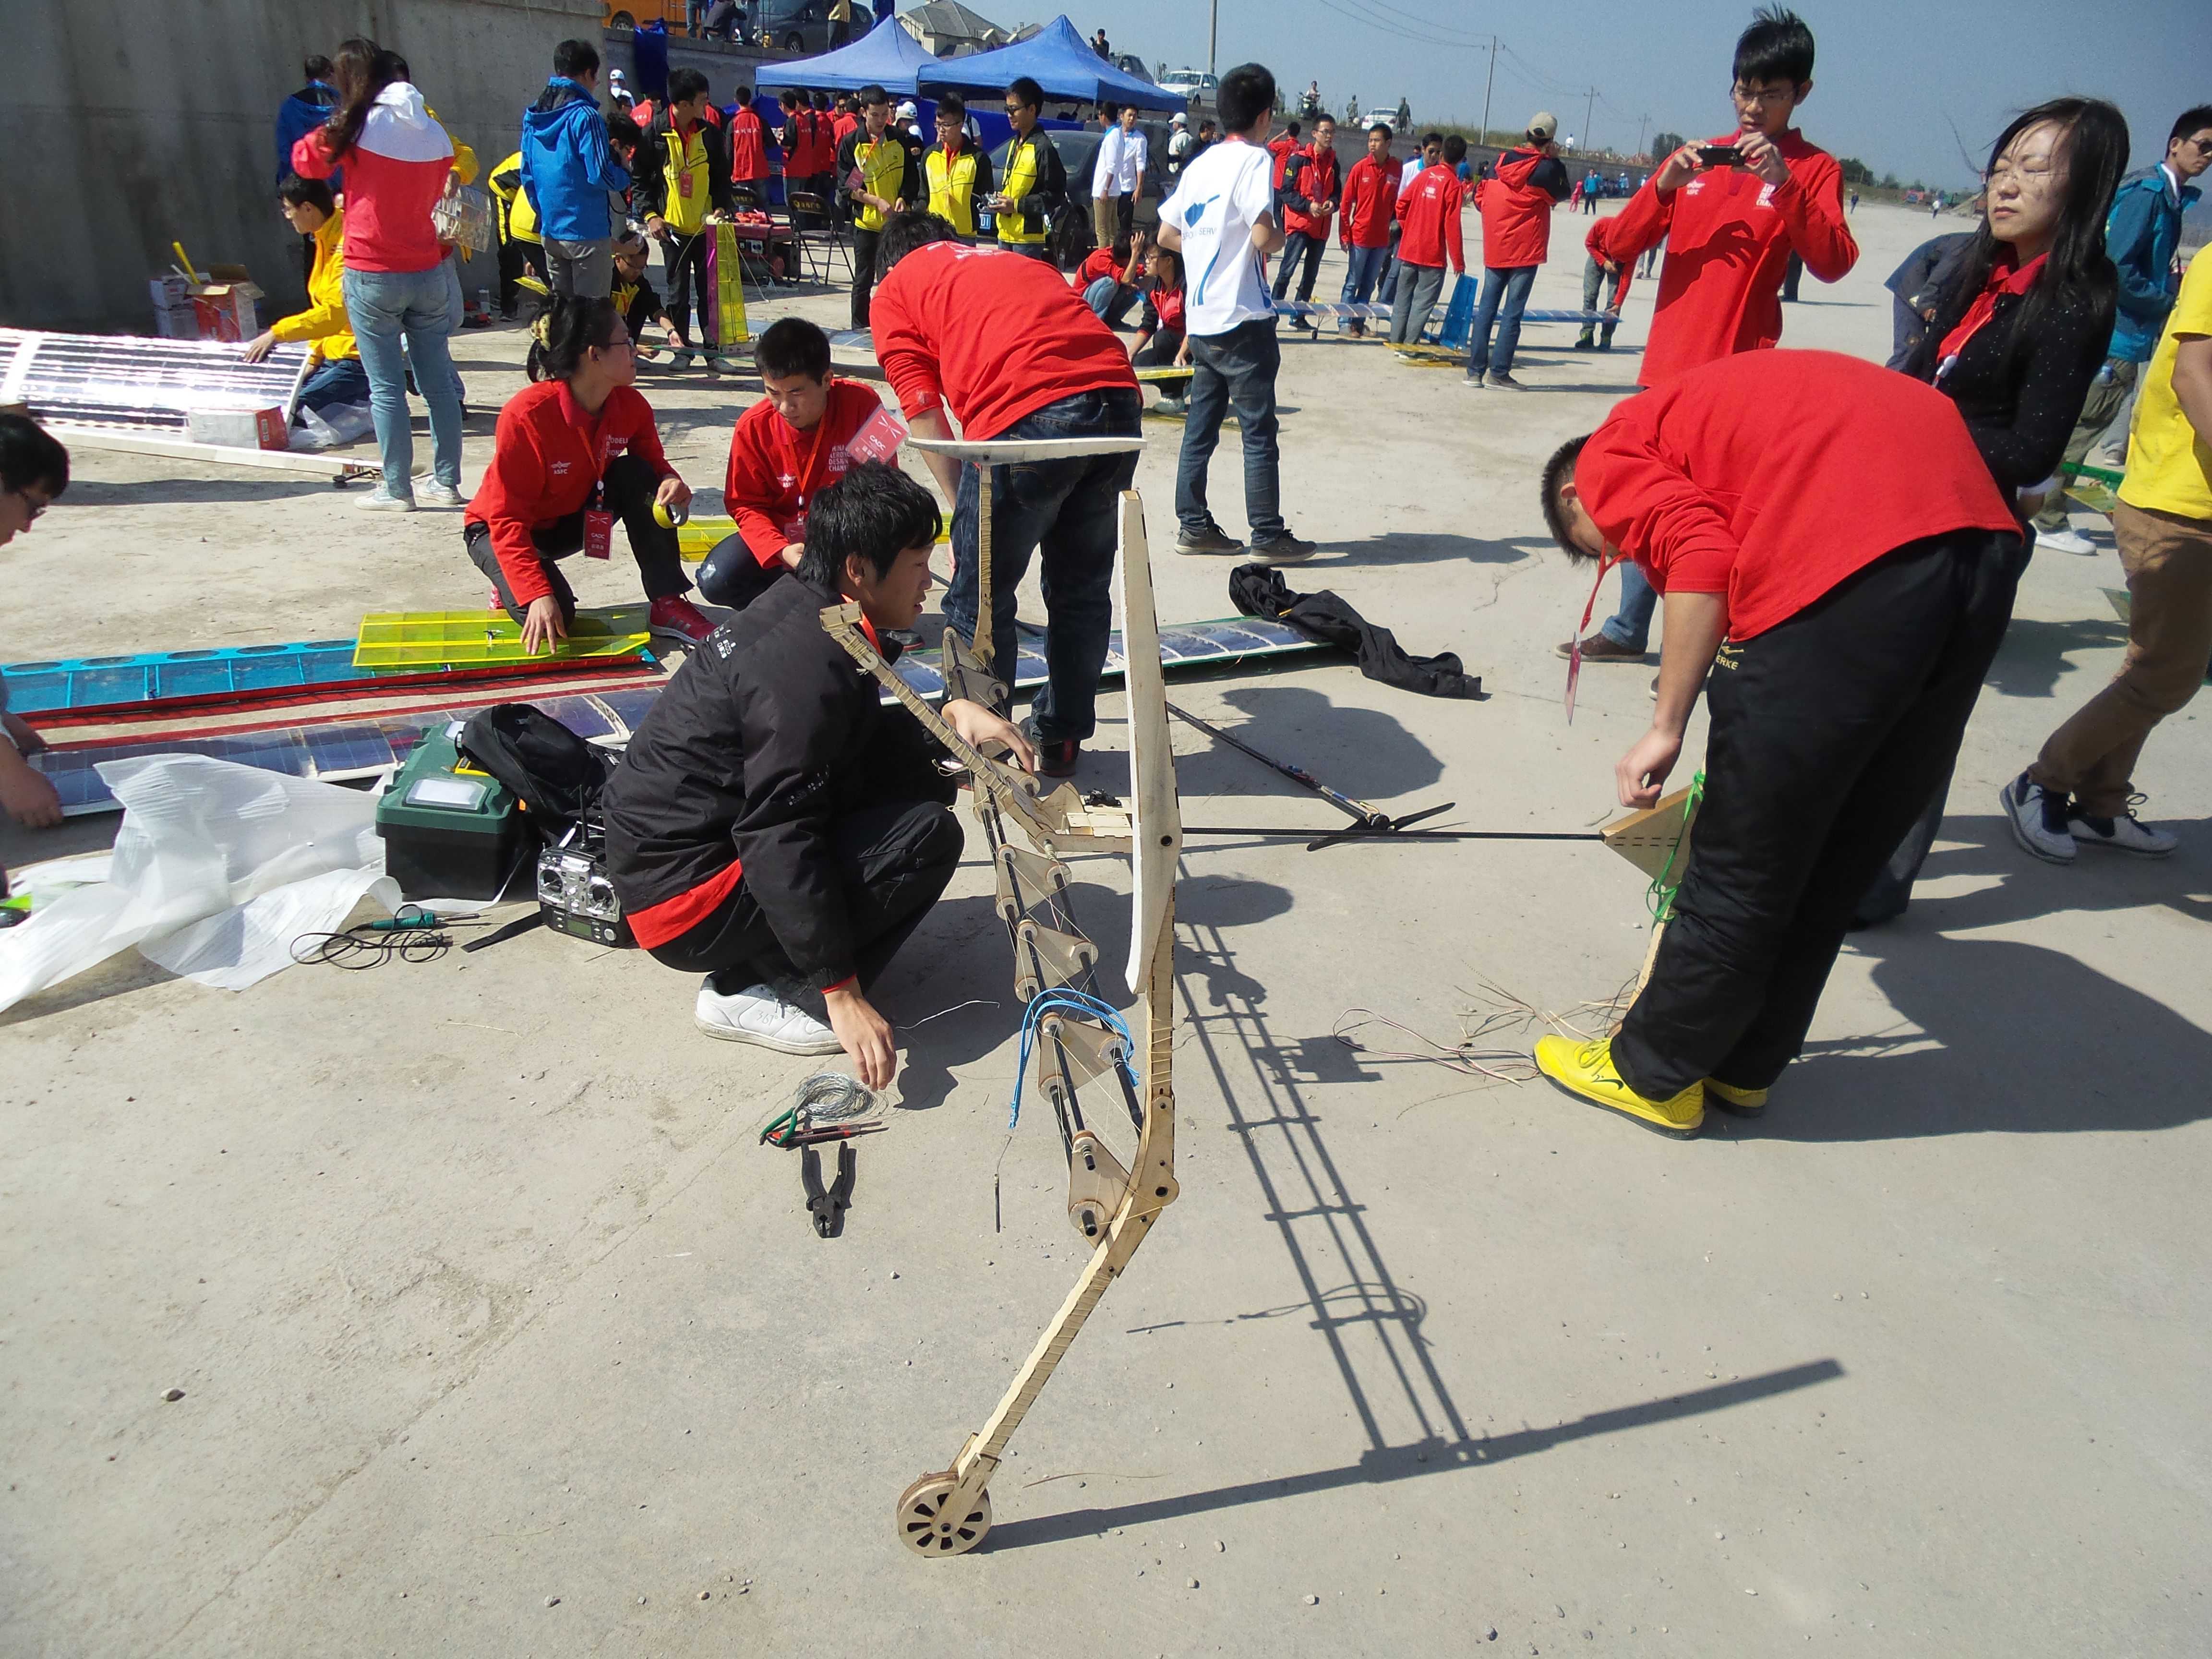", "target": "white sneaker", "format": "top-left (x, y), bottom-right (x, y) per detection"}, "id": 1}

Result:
top-left (2035, 526), bottom-right (2095, 555)
top-left (694, 978), bottom-right (843, 1054)
top-left (2068, 805), bottom-right (2177, 857)
top-left (357, 489), bottom-right (415, 512)
top-left (2000, 771), bottom-right (2076, 864)
top-left (416, 480), bottom-right (465, 509)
